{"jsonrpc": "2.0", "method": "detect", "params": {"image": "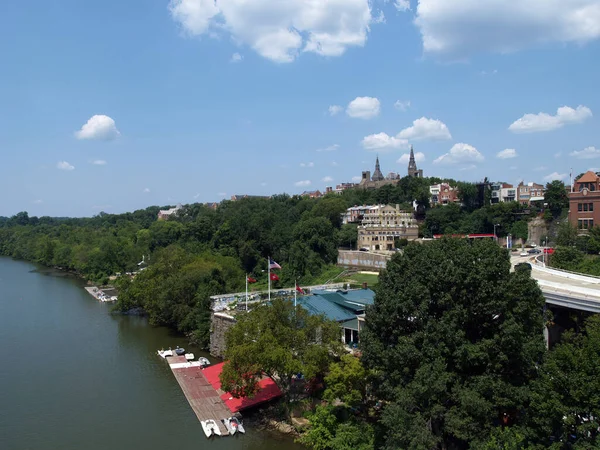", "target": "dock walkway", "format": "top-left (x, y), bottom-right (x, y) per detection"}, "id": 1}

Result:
top-left (166, 355), bottom-right (230, 435)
